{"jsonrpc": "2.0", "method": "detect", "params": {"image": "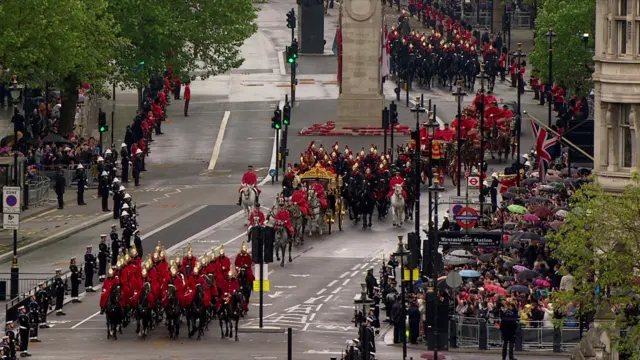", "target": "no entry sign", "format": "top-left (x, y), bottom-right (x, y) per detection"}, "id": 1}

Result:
top-left (454, 207), bottom-right (478, 229)
top-left (3, 187), bottom-right (21, 214)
